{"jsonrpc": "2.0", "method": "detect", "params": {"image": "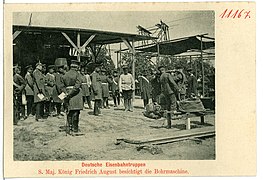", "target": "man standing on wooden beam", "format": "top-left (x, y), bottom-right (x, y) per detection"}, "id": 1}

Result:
top-left (158, 65), bottom-right (179, 129)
